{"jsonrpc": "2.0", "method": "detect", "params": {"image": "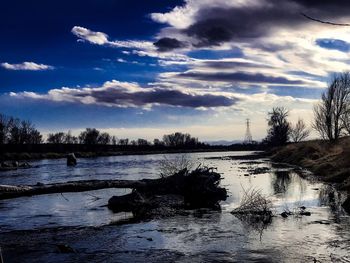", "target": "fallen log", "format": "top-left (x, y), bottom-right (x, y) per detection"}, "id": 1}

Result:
top-left (0, 179), bottom-right (146, 200)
